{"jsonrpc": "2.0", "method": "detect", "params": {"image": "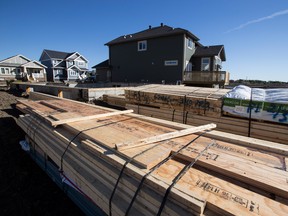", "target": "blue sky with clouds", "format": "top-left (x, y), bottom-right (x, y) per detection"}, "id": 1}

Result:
top-left (0, 0), bottom-right (287, 81)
